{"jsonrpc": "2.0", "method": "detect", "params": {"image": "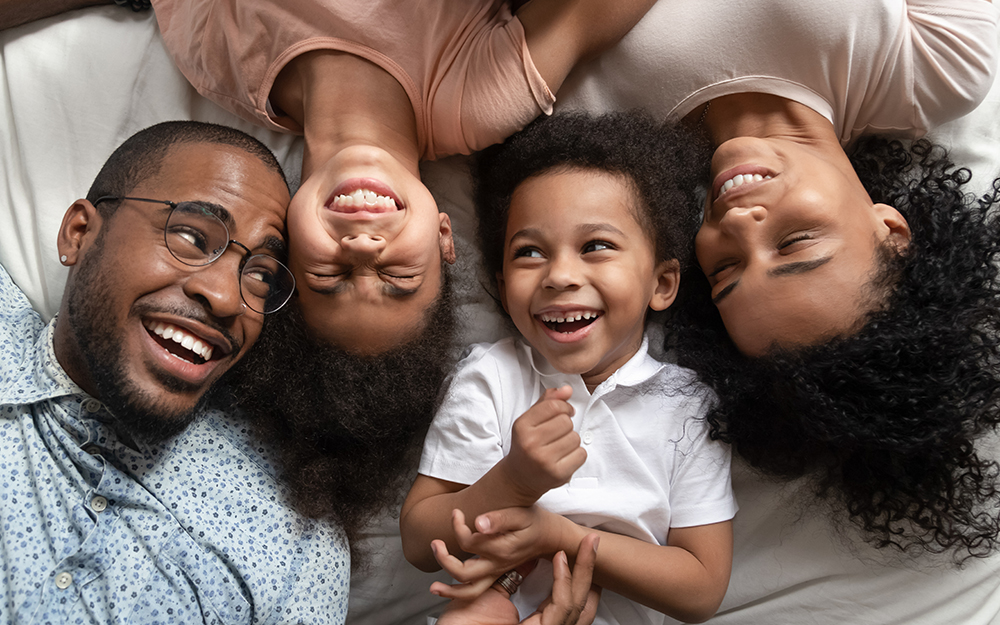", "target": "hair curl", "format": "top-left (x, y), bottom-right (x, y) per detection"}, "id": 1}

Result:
top-left (671, 137), bottom-right (1000, 558)
top-left (223, 272), bottom-right (456, 567)
top-left (475, 111), bottom-right (710, 291)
